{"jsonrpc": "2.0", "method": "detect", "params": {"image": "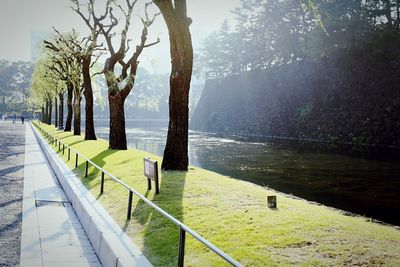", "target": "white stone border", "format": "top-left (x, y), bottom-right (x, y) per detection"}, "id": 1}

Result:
top-left (30, 123), bottom-right (152, 267)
